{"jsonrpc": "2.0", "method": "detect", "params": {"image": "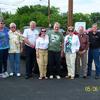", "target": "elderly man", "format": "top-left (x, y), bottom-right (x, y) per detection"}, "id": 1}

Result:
top-left (87, 24), bottom-right (100, 79)
top-left (23, 21), bottom-right (39, 79)
top-left (75, 26), bottom-right (89, 78)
